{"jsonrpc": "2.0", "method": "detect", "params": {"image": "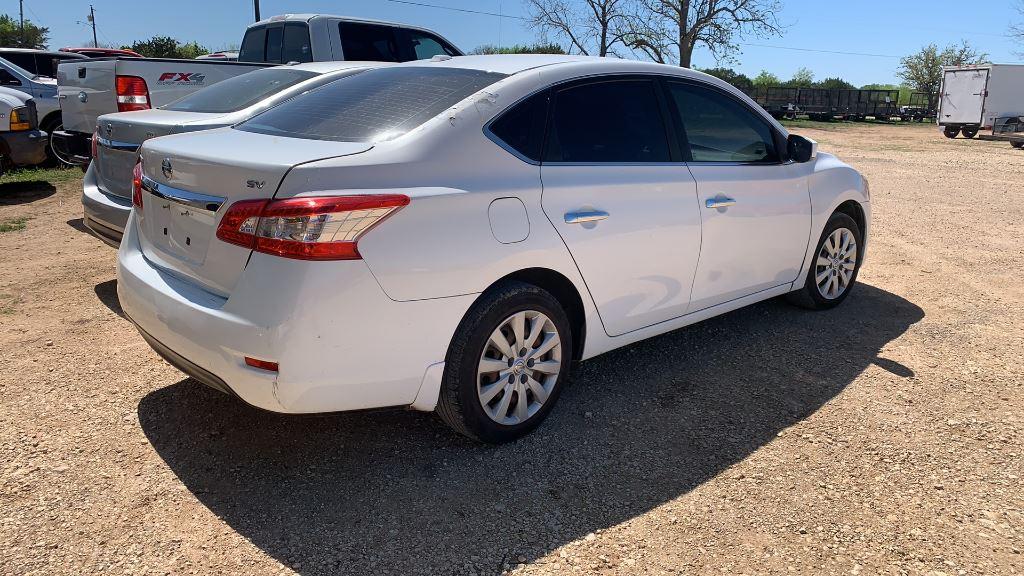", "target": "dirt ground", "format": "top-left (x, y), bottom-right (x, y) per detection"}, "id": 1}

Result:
top-left (1, 123), bottom-right (1022, 576)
